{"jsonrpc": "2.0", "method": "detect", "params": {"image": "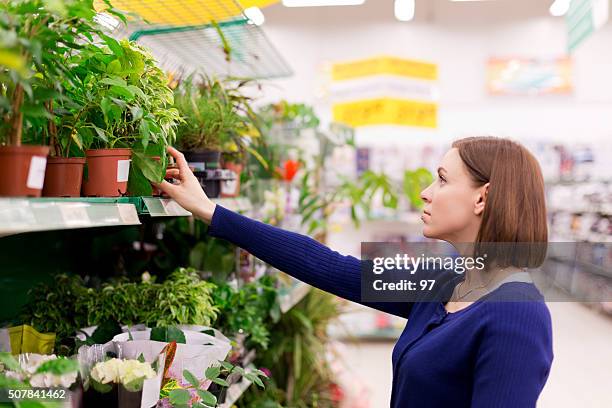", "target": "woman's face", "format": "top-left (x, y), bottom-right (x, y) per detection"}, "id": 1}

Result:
top-left (420, 148), bottom-right (488, 243)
